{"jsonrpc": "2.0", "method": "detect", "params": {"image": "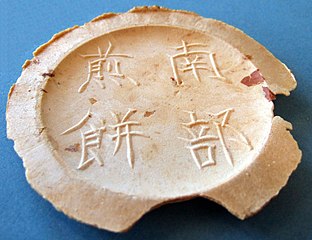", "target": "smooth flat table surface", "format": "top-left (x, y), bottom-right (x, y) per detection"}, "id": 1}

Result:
top-left (1, 1), bottom-right (311, 239)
